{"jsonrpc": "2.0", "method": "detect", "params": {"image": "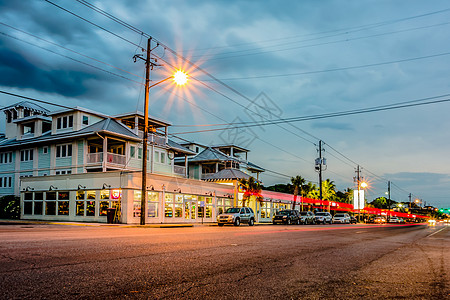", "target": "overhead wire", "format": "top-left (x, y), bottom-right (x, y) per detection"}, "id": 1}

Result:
top-left (44, 0), bottom-right (431, 197)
